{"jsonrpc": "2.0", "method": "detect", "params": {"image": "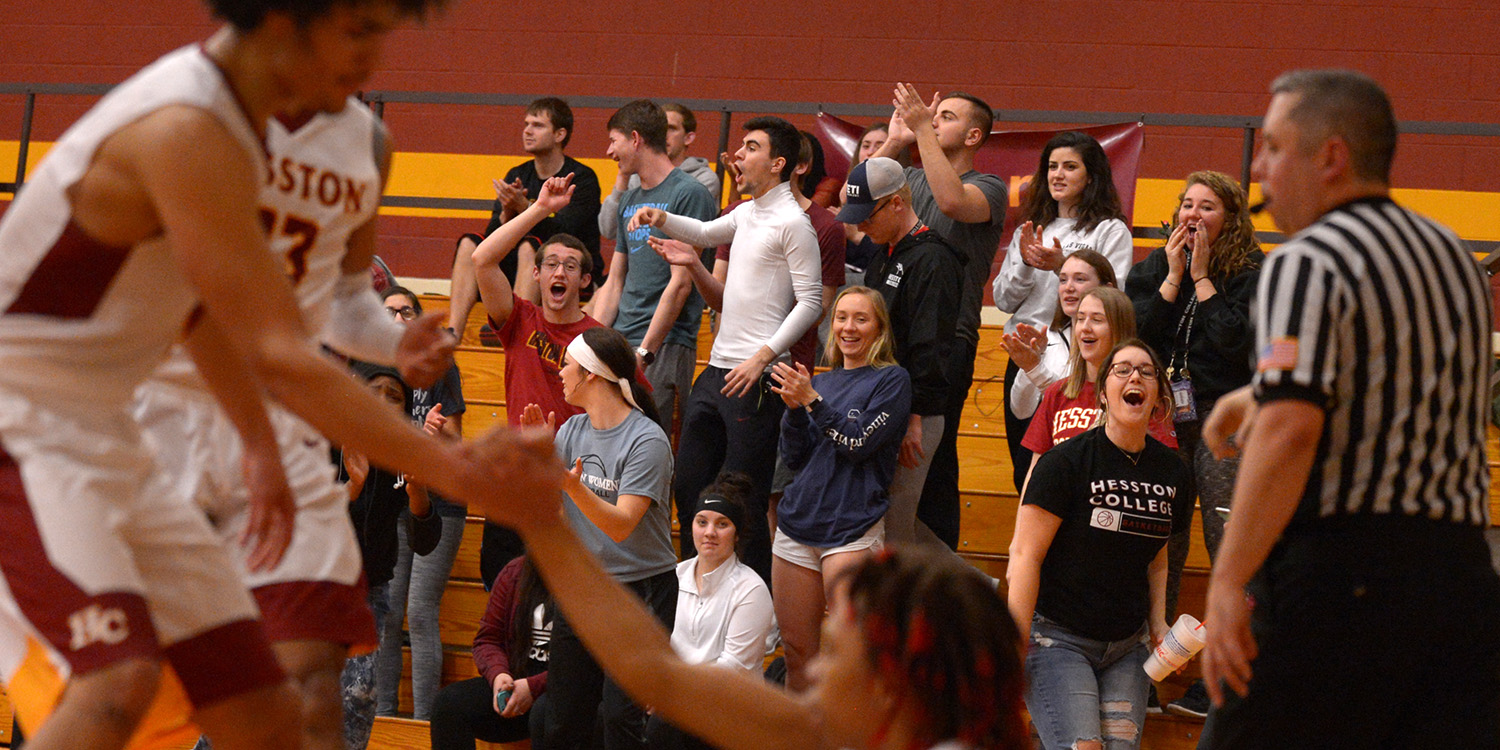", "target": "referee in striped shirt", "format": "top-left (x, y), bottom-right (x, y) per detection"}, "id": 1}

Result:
top-left (1198, 70), bottom-right (1500, 748)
